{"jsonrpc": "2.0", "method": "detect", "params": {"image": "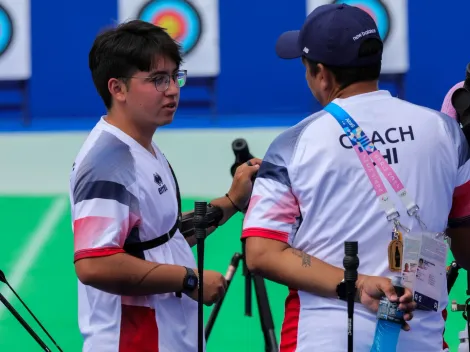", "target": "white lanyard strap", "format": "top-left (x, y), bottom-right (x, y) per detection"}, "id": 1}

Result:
top-left (325, 103), bottom-right (426, 230)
